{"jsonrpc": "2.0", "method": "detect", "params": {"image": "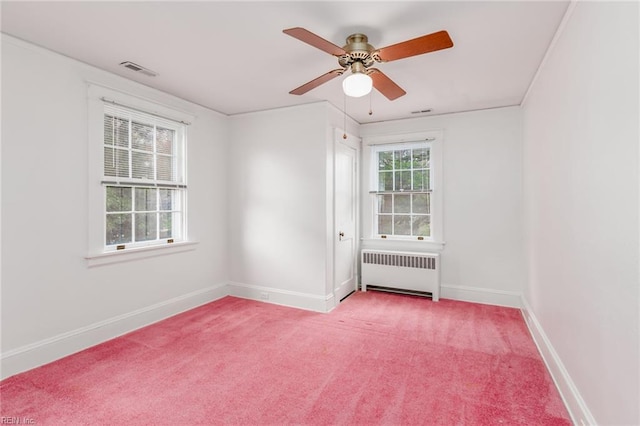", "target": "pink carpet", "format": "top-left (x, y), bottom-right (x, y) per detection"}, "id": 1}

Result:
top-left (1, 291), bottom-right (571, 425)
